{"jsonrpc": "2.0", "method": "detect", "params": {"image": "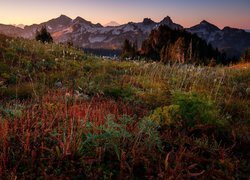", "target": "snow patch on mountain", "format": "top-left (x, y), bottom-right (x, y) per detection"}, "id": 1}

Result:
top-left (89, 36), bottom-right (106, 43)
top-left (112, 29), bottom-right (121, 35)
top-left (62, 27), bottom-right (73, 34)
top-left (122, 24), bottom-right (135, 32)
